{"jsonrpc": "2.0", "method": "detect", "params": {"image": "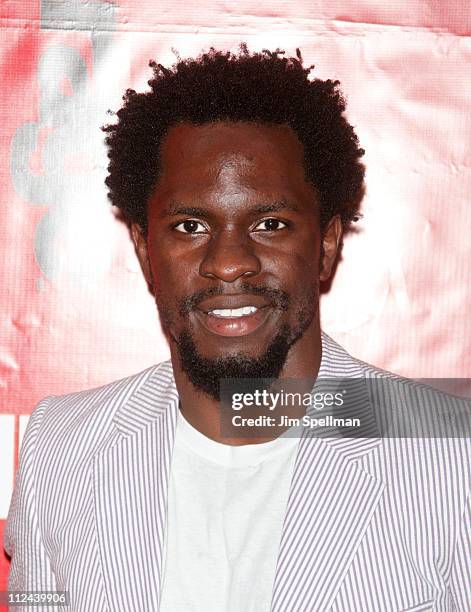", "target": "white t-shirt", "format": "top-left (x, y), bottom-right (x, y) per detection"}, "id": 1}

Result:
top-left (159, 410), bottom-right (299, 612)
